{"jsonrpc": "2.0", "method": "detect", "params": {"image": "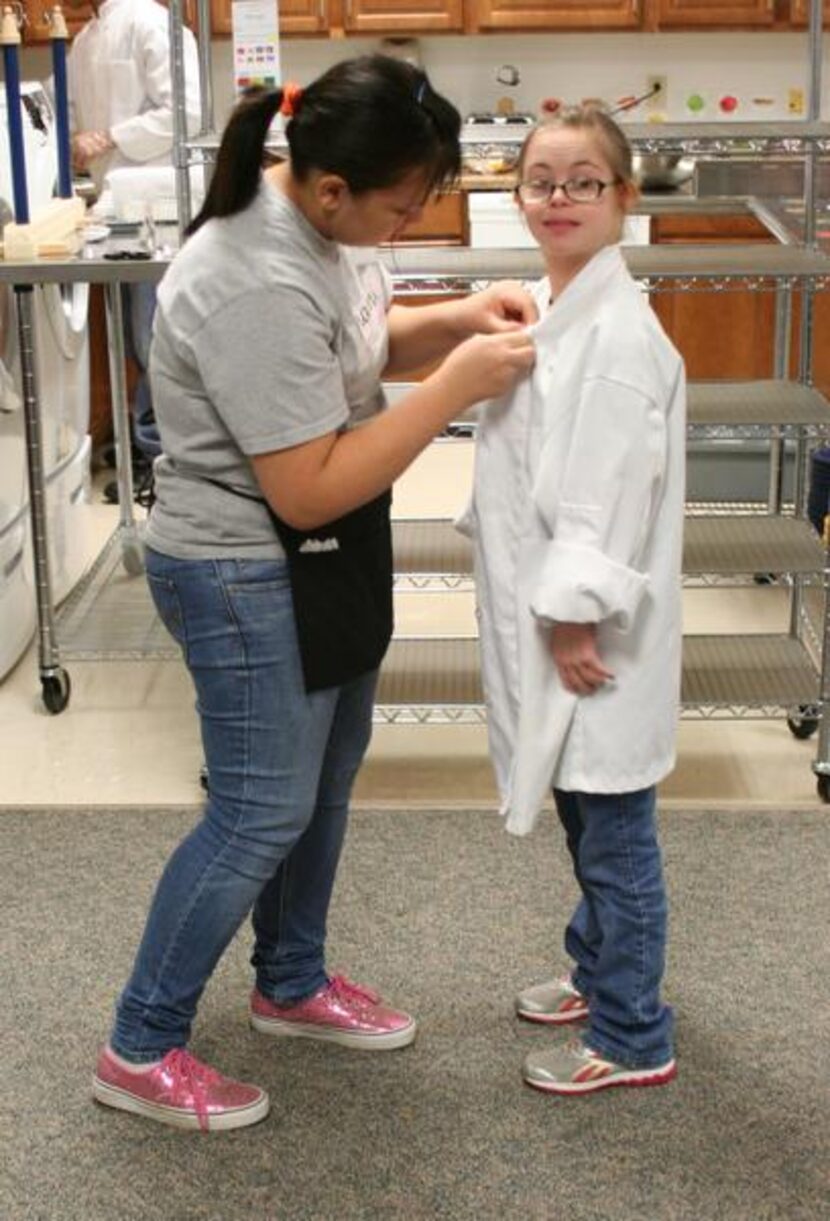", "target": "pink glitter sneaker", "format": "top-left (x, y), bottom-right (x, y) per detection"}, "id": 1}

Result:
top-left (250, 975), bottom-right (417, 1050)
top-left (92, 1046), bottom-right (270, 1132)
